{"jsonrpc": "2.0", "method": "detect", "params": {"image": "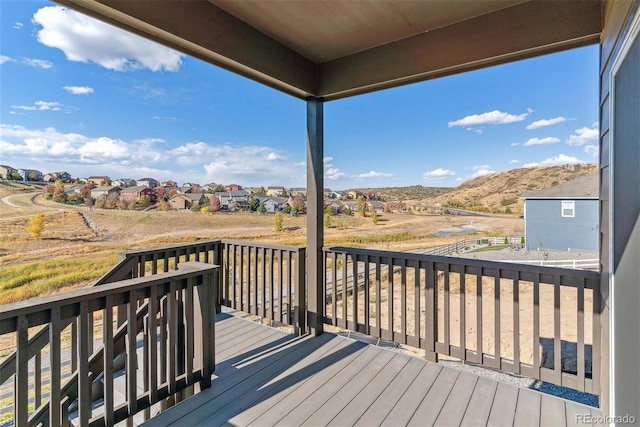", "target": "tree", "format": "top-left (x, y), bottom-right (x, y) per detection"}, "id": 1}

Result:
top-left (324, 205), bottom-right (334, 215)
top-left (504, 236), bottom-right (509, 245)
top-left (292, 194), bottom-right (306, 213)
top-left (8, 172), bottom-right (21, 181)
top-left (27, 214), bottom-right (45, 239)
top-left (257, 203), bottom-right (267, 214)
top-left (209, 195), bottom-right (221, 212)
top-left (371, 210), bottom-right (379, 225)
top-left (138, 195), bottom-right (151, 208)
top-left (357, 196), bottom-right (367, 217)
top-left (283, 205), bottom-right (292, 214)
top-left (274, 211), bottom-right (284, 232)
top-left (249, 197), bottom-right (260, 211)
top-left (52, 180), bottom-right (67, 203)
top-left (324, 213), bottom-right (332, 228)
top-left (29, 171), bottom-right (39, 181)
